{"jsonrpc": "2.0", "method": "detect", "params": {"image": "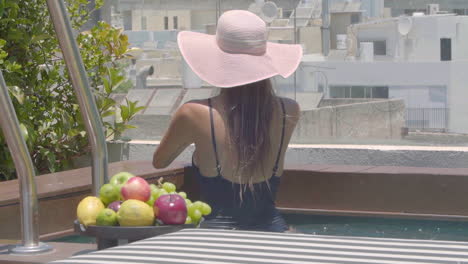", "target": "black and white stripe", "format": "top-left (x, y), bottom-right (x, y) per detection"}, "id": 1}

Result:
top-left (50, 228), bottom-right (468, 264)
